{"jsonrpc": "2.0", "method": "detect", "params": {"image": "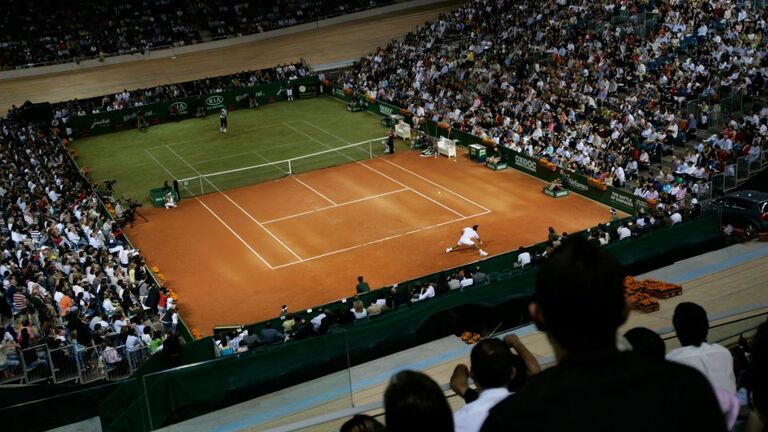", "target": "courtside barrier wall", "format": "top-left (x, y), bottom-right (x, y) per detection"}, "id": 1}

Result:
top-left (94, 216), bottom-right (723, 431)
top-left (68, 76), bottom-right (320, 137)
